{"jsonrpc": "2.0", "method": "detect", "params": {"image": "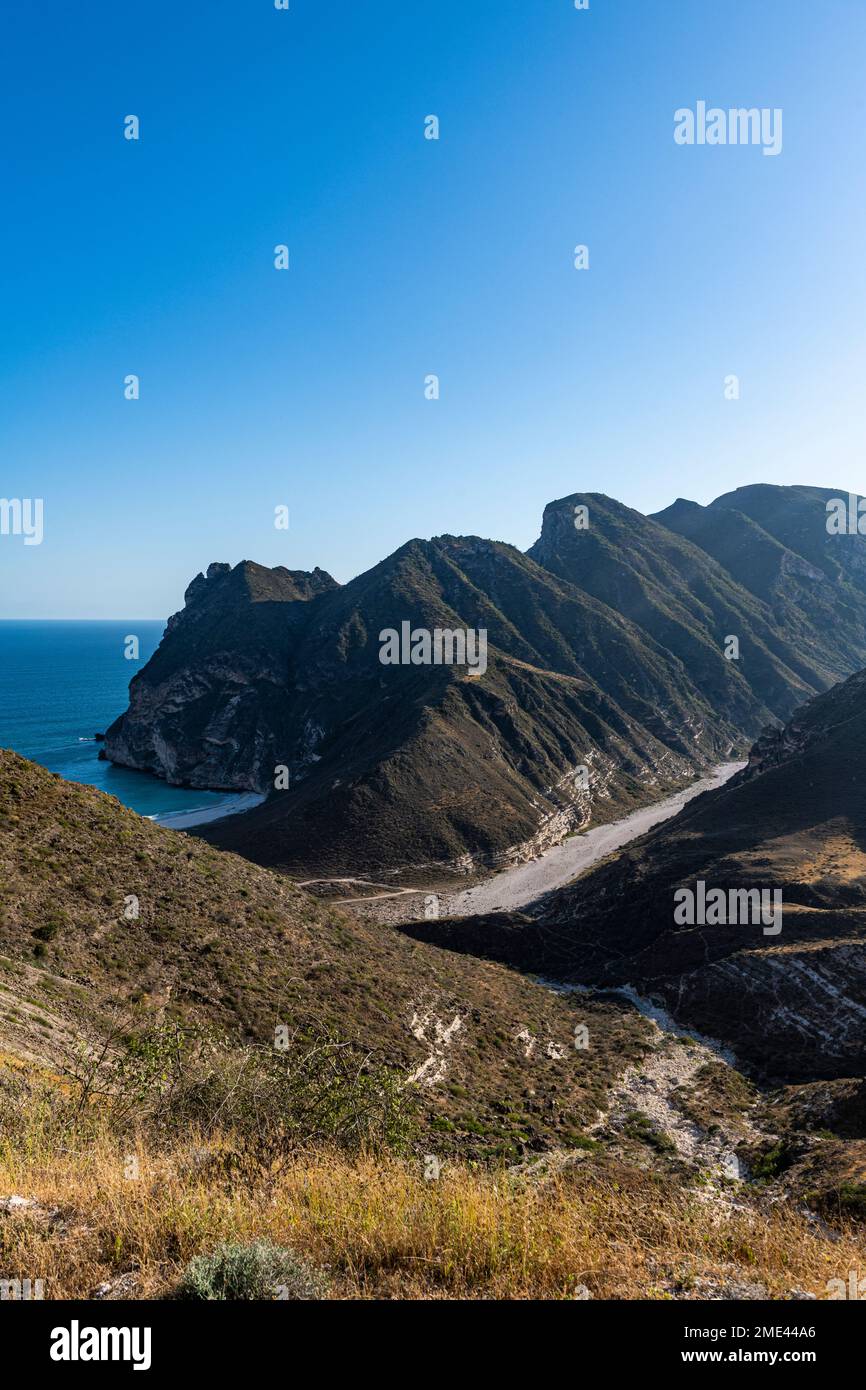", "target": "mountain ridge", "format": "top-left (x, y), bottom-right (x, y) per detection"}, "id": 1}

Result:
top-left (103, 483), bottom-right (866, 876)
